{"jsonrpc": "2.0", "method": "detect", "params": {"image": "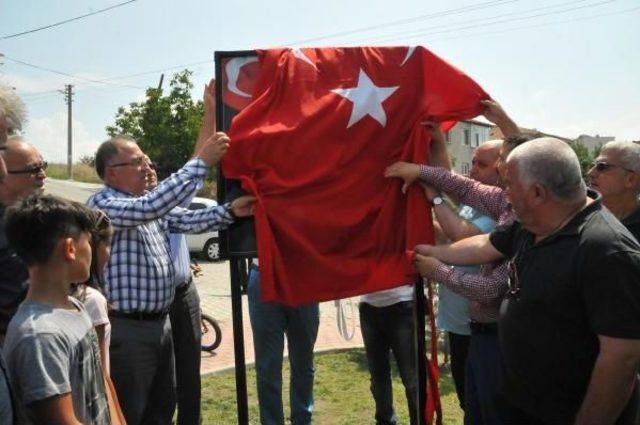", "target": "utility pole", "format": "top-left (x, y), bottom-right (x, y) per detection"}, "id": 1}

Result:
top-left (61, 84), bottom-right (74, 180)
